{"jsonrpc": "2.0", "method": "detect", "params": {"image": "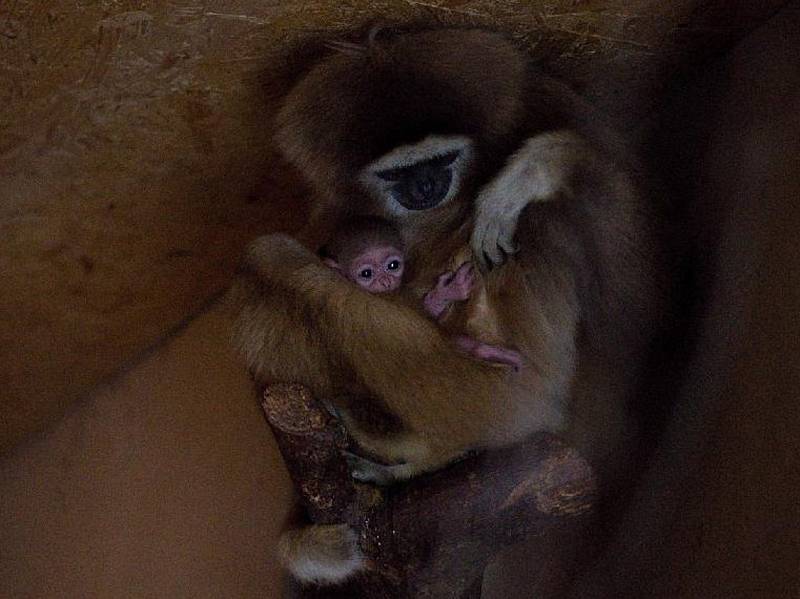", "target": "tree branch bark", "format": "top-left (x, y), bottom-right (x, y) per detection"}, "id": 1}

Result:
top-left (262, 383), bottom-right (596, 598)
